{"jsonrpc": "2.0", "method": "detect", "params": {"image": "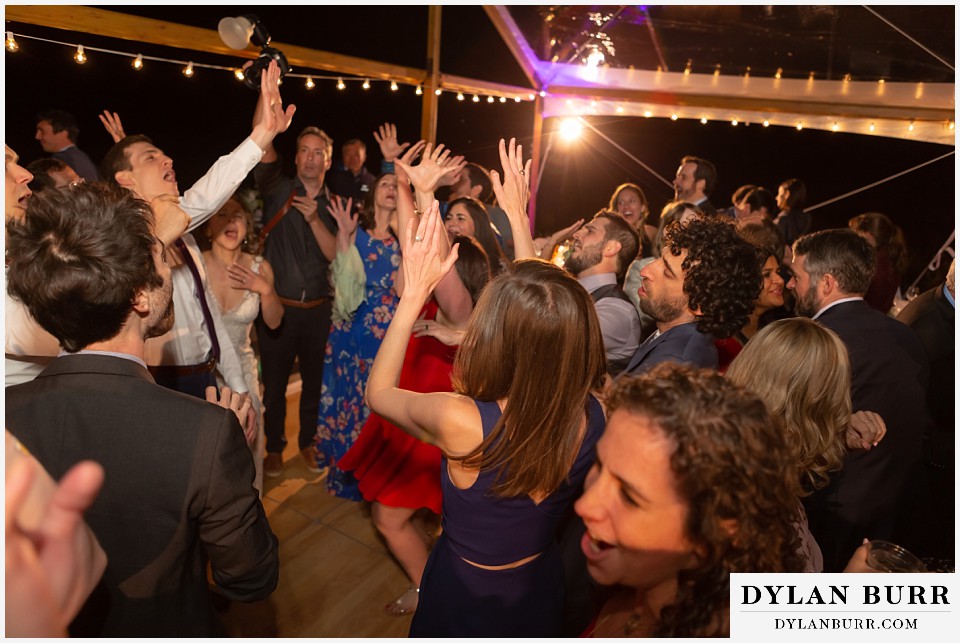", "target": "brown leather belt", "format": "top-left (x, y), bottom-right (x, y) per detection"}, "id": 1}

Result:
top-left (279, 296), bottom-right (330, 309)
top-left (147, 356), bottom-right (216, 378)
